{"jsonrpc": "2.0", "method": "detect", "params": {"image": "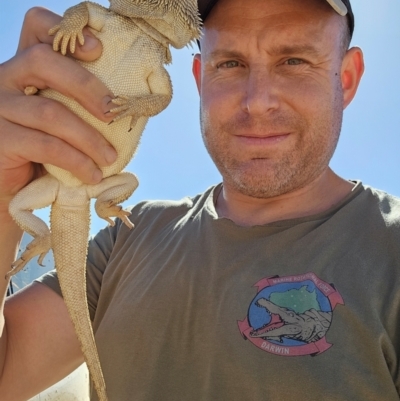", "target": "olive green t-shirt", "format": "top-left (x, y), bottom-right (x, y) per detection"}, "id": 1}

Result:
top-left (38, 182), bottom-right (400, 400)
